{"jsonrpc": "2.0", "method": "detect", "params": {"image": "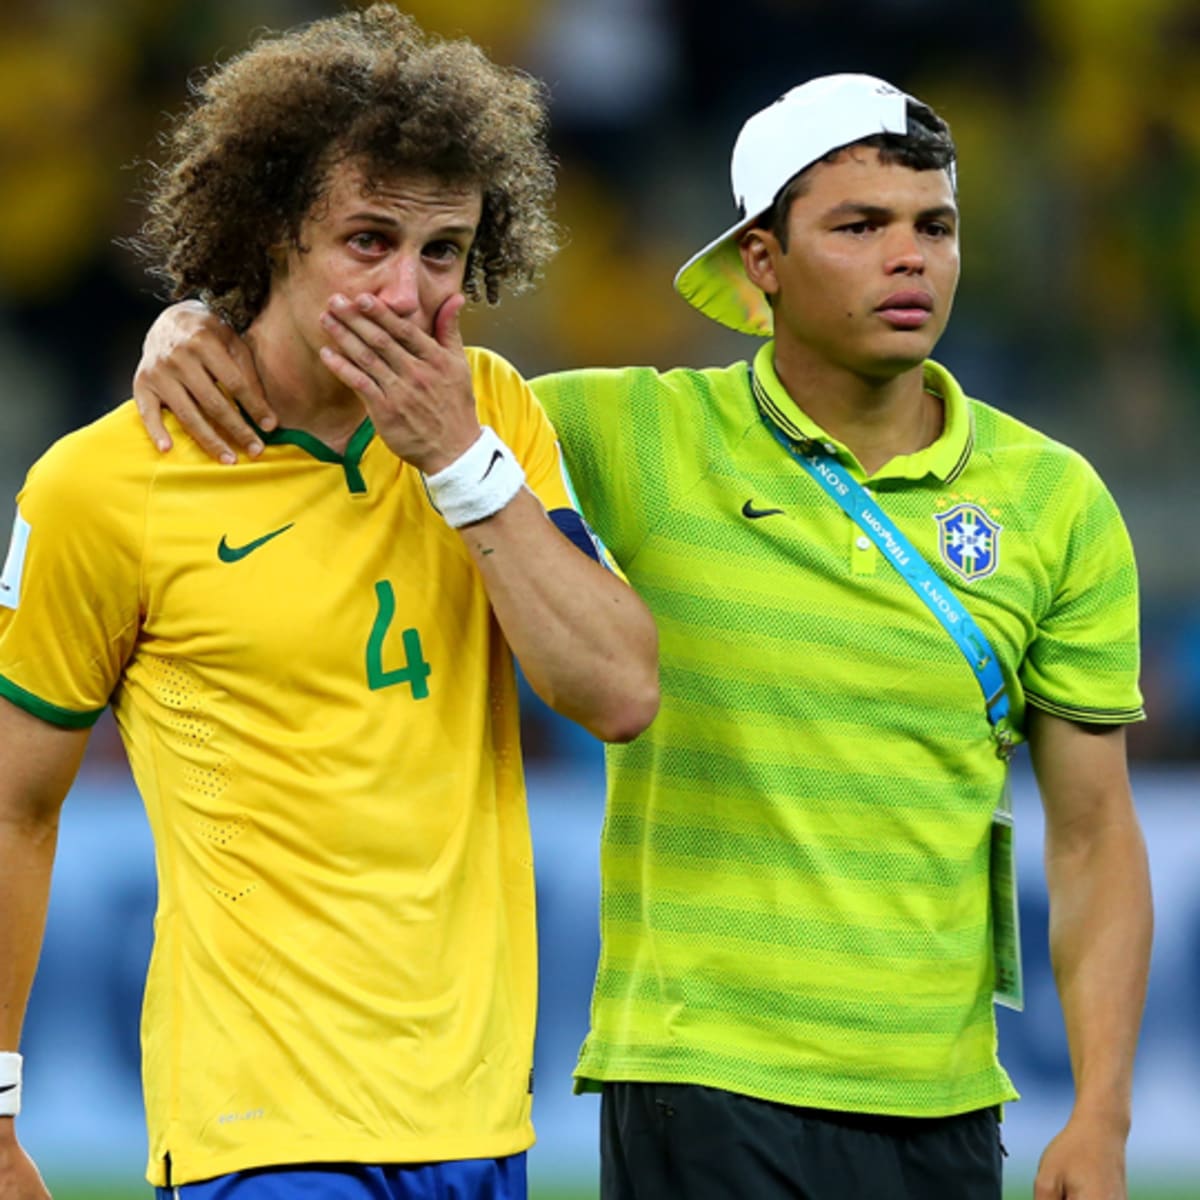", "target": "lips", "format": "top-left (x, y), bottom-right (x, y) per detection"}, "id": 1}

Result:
top-left (875, 290), bottom-right (934, 329)
top-left (877, 290), bottom-right (933, 312)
